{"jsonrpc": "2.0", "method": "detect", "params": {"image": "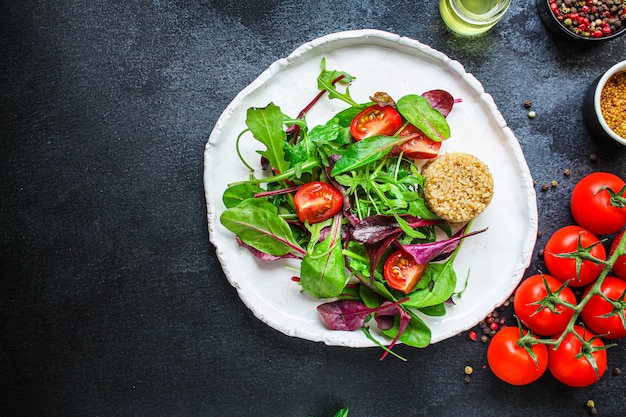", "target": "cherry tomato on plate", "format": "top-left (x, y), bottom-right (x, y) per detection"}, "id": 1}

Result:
top-left (610, 230), bottom-right (626, 280)
top-left (294, 181), bottom-right (343, 224)
top-left (544, 225), bottom-right (606, 287)
top-left (570, 172), bottom-right (626, 236)
top-left (513, 274), bottom-right (576, 336)
top-left (581, 276), bottom-right (626, 339)
top-left (383, 249), bottom-right (426, 294)
top-left (392, 124), bottom-right (441, 159)
top-left (548, 325), bottom-right (607, 387)
top-left (349, 105), bottom-right (403, 141)
top-left (487, 326), bottom-right (548, 386)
